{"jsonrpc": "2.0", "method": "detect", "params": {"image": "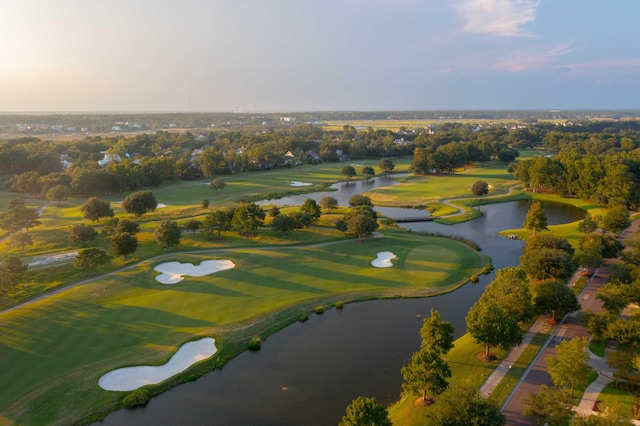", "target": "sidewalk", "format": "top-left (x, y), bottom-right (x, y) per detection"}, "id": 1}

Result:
top-left (479, 315), bottom-right (552, 398)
